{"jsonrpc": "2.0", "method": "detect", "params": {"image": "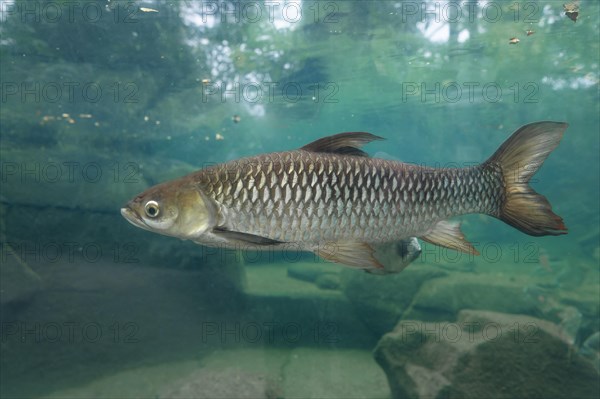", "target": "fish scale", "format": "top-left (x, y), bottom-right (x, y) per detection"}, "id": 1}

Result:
top-left (198, 150), bottom-right (504, 244)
